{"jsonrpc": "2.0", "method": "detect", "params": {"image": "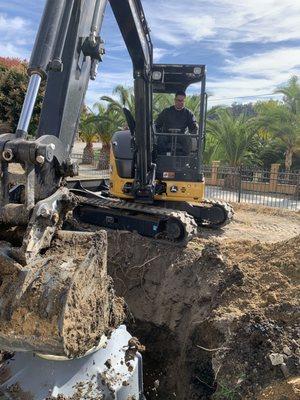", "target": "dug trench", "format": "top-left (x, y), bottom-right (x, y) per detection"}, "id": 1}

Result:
top-left (106, 231), bottom-right (300, 400)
